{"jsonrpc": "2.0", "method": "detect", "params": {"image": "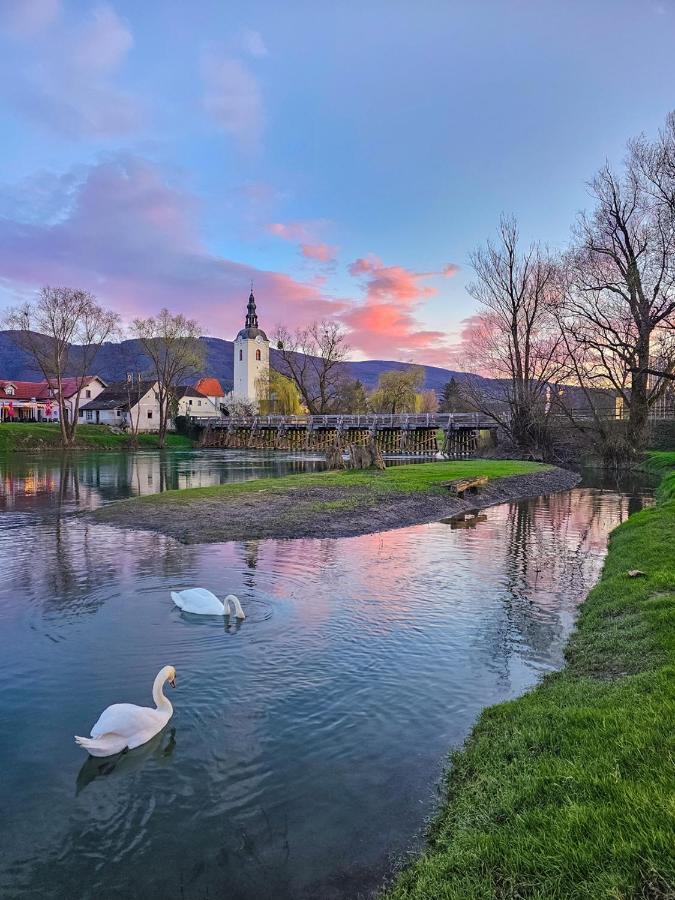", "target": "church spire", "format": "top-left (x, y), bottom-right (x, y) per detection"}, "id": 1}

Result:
top-left (245, 286), bottom-right (259, 329)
